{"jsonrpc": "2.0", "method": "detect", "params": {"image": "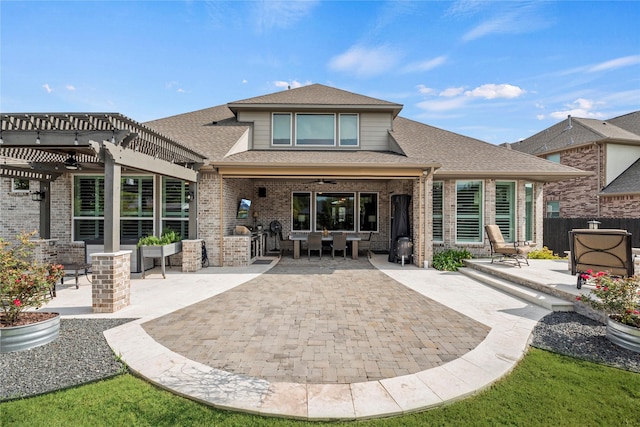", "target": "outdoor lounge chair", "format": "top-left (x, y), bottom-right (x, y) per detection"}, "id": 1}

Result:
top-left (569, 229), bottom-right (634, 289)
top-left (485, 224), bottom-right (531, 267)
top-left (307, 232), bottom-right (323, 260)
